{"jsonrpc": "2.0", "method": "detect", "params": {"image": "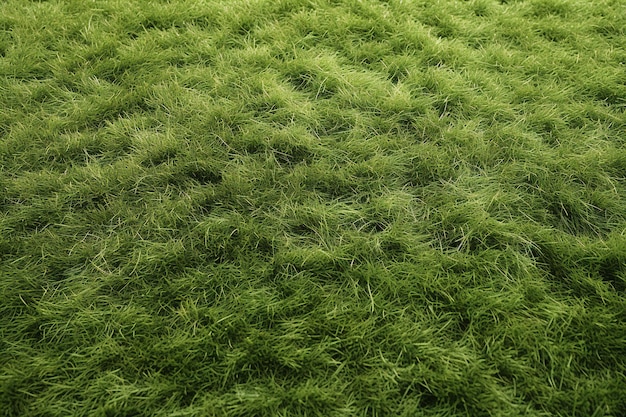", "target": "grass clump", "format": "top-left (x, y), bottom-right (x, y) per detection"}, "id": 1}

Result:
top-left (1, 0), bottom-right (626, 416)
